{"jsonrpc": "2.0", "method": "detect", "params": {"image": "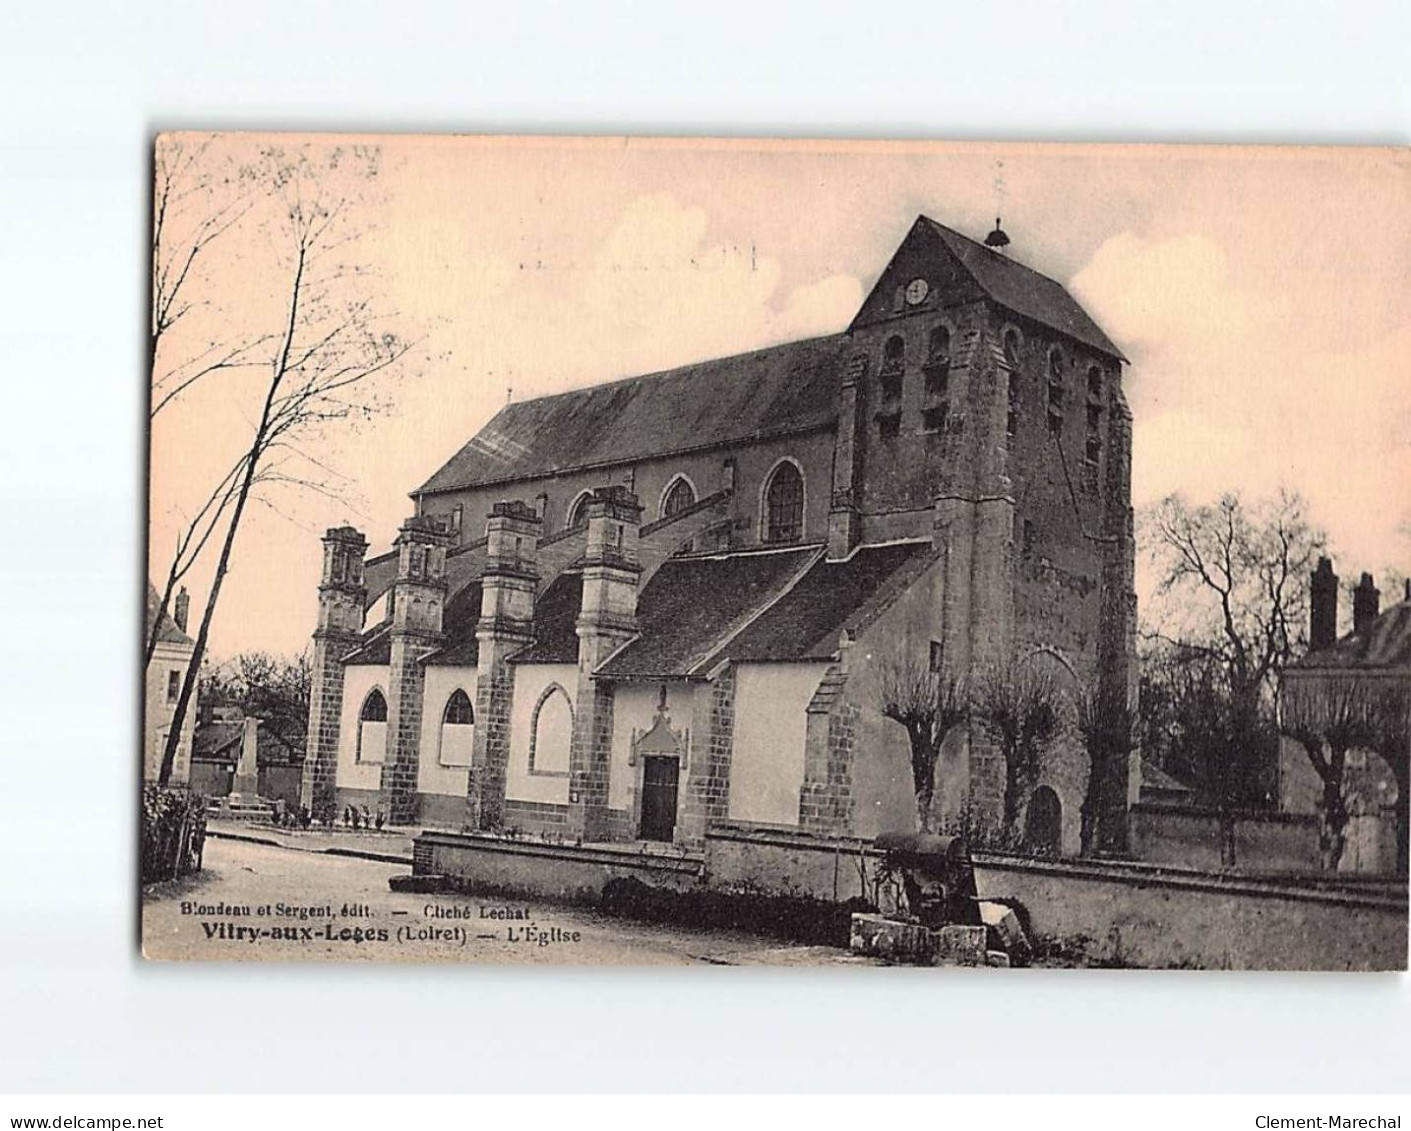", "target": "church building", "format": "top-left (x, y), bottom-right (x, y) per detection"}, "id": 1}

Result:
top-left (300, 215), bottom-right (1139, 855)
